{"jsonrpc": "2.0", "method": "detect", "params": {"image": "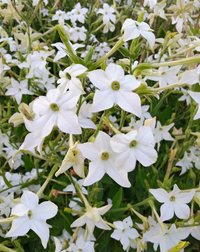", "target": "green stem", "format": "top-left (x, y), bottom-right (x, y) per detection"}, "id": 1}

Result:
top-left (89, 37), bottom-right (125, 71)
top-left (28, 0), bottom-right (43, 25)
top-left (36, 164), bottom-right (58, 198)
top-left (0, 216), bottom-right (18, 224)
